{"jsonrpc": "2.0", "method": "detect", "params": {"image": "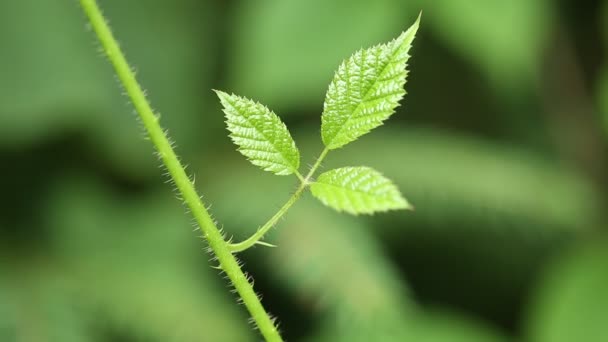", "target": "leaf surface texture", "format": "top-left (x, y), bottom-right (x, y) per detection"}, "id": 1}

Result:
top-left (311, 166), bottom-right (410, 215)
top-left (216, 91), bottom-right (300, 175)
top-left (321, 17), bottom-right (419, 149)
